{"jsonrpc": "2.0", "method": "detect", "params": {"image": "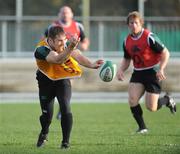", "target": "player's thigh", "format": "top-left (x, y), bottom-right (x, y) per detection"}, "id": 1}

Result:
top-left (128, 82), bottom-right (145, 107)
top-left (38, 82), bottom-right (55, 103)
top-left (56, 79), bottom-right (71, 102)
top-left (145, 92), bottom-right (159, 111)
top-left (56, 79), bottom-right (72, 114)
